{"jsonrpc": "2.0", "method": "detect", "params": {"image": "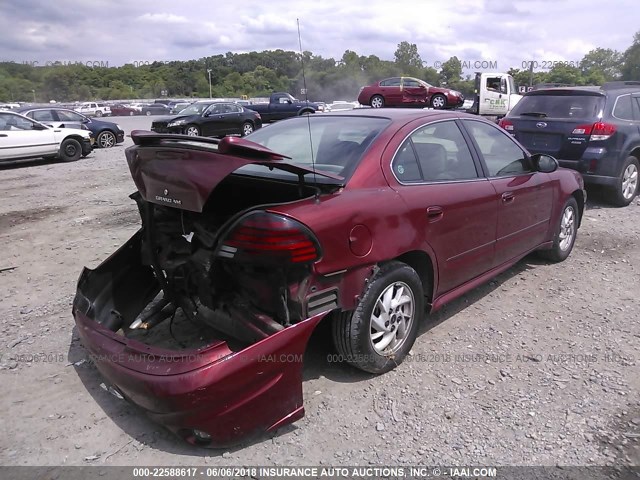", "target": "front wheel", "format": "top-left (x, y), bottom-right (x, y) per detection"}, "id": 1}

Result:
top-left (538, 197), bottom-right (578, 262)
top-left (184, 125), bottom-right (200, 136)
top-left (145, 111), bottom-right (152, 116)
top-left (431, 94), bottom-right (447, 109)
top-left (370, 95), bottom-right (384, 108)
top-left (332, 261), bottom-right (423, 374)
top-left (58, 138), bottom-right (82, 162)
top-left (97, 131), bottom-right (116, 148)
top-left (241, 121), bottom-right (254, 136)
top-left (609, 156), bottom-right (639, 207)
top-left (129, 111), bottom-right (134, 116)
